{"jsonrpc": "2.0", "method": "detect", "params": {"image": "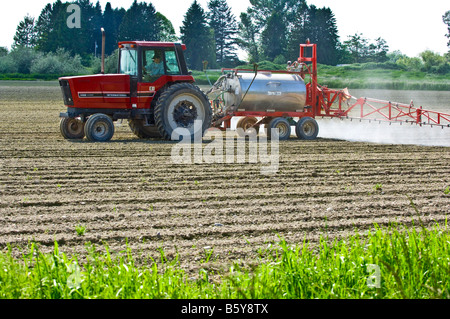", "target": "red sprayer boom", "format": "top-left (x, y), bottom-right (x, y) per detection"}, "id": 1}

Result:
top-left (297, 42), bottom-right (450, 128)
